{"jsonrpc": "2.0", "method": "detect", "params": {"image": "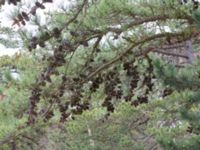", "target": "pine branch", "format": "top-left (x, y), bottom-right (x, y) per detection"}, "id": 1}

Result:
top-left (85, 32), bottom-right (186, 81)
